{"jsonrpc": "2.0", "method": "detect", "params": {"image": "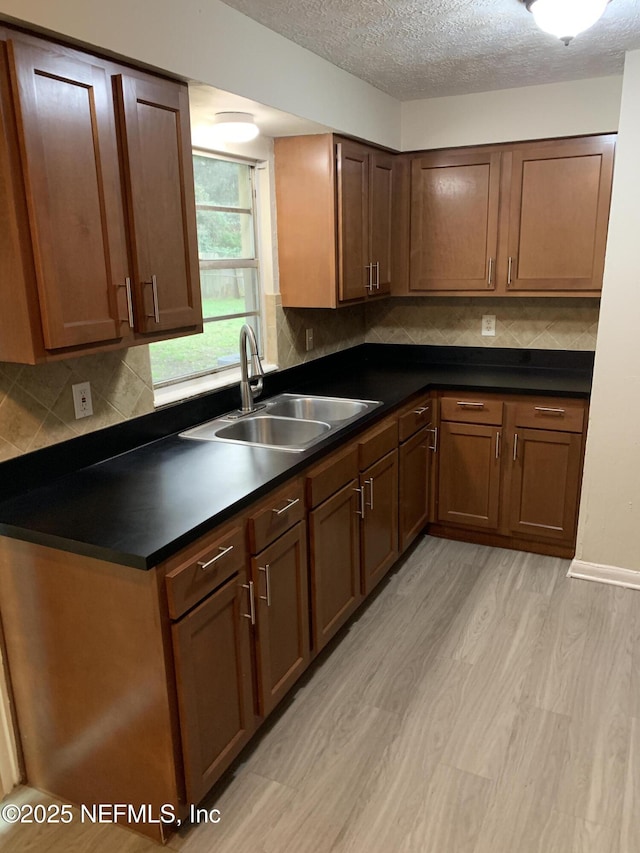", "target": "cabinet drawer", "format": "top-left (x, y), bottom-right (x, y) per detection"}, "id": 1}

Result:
top-left (166, 524), bottom-right (246, 620)
top-left (513, 401), bottom-right (585, 433)
top-left (248, 479), bottom-right (305, 554)
top-left (358, 418), bottom-right (398, 471)
top-left (306, 444), bottom-right (359, 509)
top-left (440, 396), bottom-right (503, 426)
top-left (398, 396), bottom-right (432, 443)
